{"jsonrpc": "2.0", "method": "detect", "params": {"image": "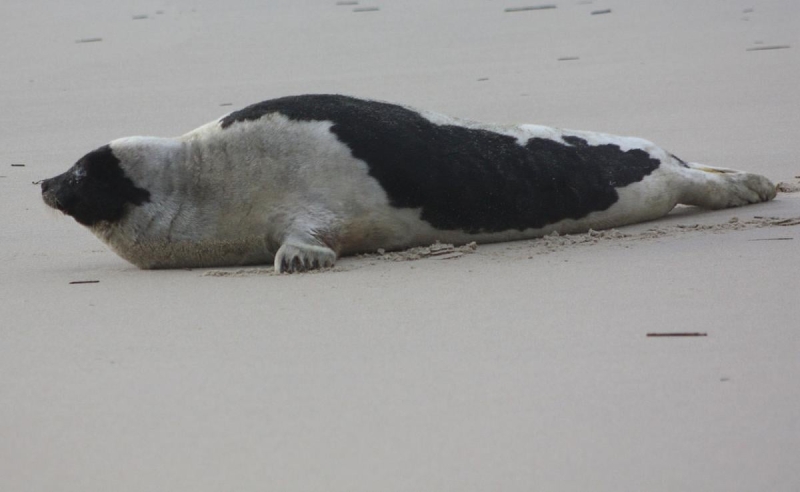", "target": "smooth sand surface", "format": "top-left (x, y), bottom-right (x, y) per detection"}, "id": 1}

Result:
top-left (2, 1), bottom-right (799, 490)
